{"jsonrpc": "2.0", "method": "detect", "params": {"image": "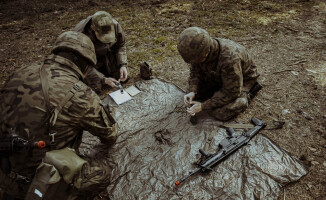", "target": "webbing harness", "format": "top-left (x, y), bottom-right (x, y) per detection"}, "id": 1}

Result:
top-left (39, 63), bottom-right (83, 146)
